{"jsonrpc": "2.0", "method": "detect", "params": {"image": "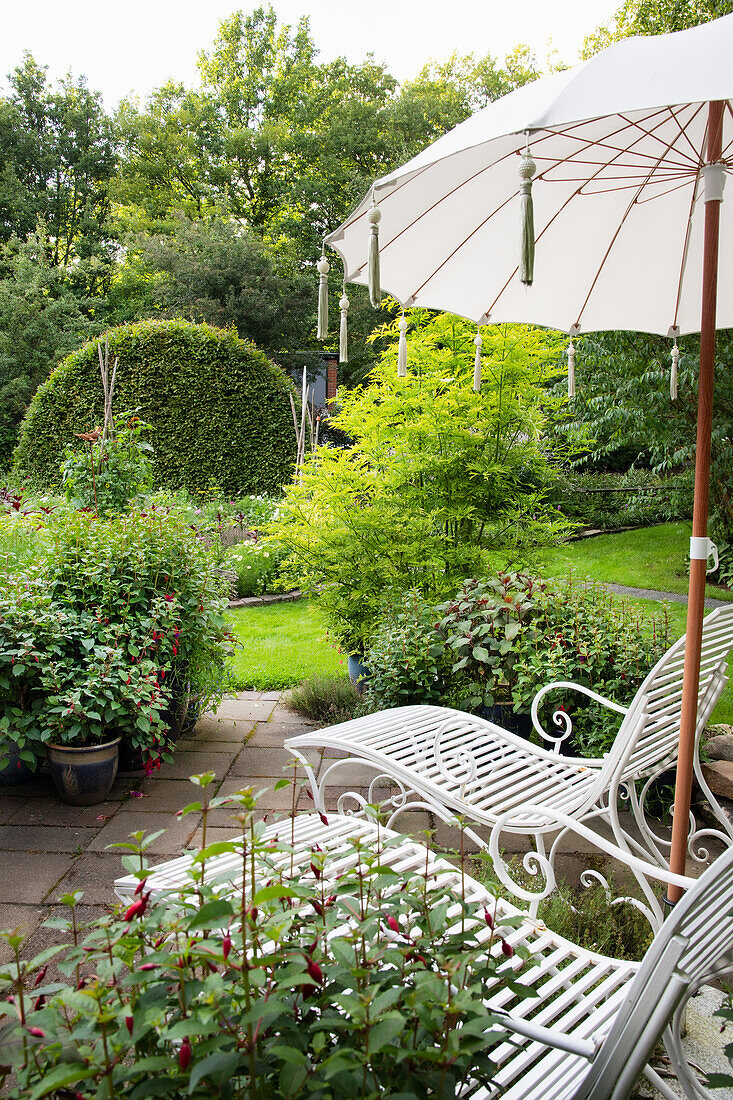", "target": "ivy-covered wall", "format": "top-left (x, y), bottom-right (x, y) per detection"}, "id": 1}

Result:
top-left (13, 319), bottom-right (297, 494)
